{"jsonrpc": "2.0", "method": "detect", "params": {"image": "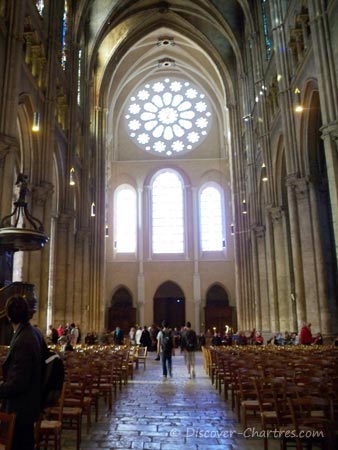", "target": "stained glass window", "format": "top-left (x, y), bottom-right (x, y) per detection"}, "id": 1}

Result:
top-left (152, 171), bottom-right (184, 253)
top-left (125, 77), bottom-right (212, 156)
top-left (200, 185), bottom-right (224, 251)
top-left (262, 0), bottom-right (271, 60)
top-left (77, 50), bottom-right (82, 105)
top-left (61, 0), bottom-right (68, 70)
top-left (36, 0), bottom-right (44, 15)
top-left (115, 186), bottom-right (137, 253)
